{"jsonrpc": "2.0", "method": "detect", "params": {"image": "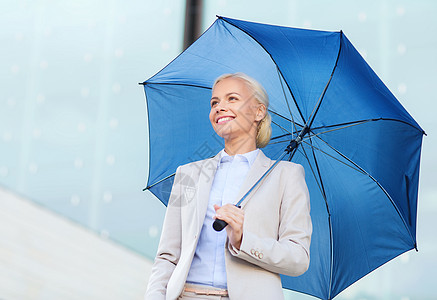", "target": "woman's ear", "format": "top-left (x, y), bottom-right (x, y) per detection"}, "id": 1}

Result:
top-left (255, 104), bottom-right (267, 122)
